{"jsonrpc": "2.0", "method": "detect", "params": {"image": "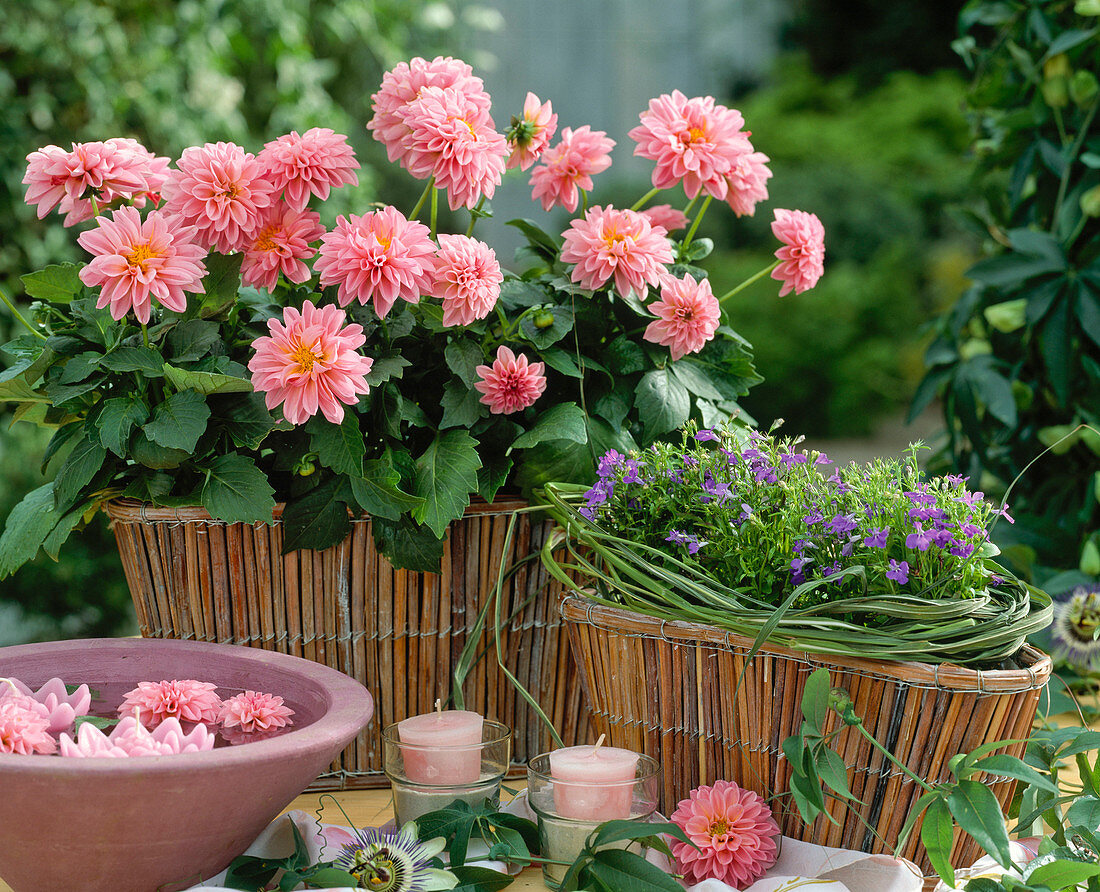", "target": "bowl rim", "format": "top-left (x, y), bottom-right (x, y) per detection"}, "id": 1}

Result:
top-left (0, 637), bottom-right (374, 772)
